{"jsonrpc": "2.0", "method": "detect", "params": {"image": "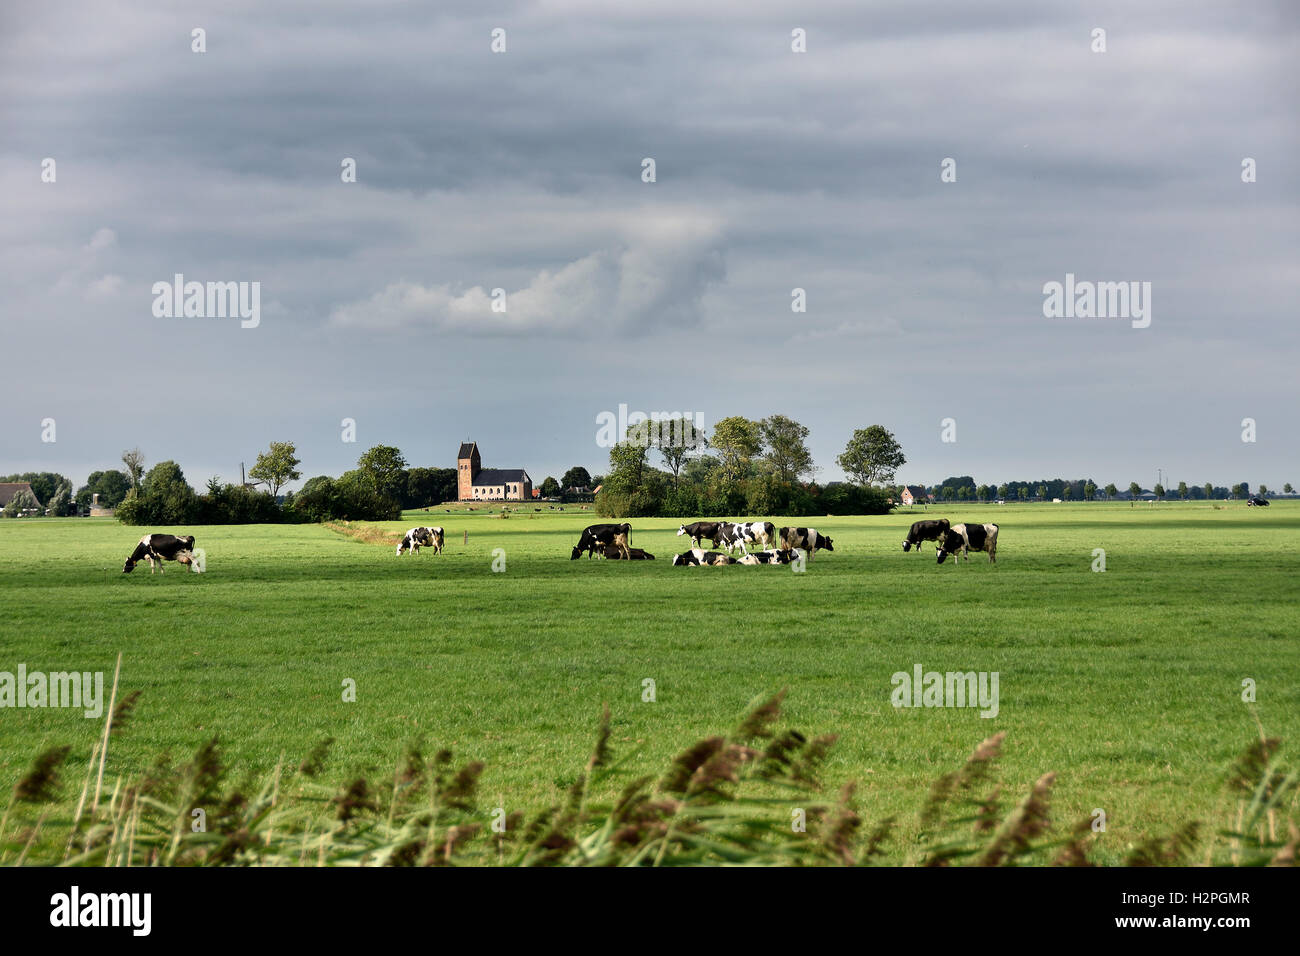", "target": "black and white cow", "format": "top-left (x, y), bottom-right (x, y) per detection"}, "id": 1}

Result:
top-left (671, 548), bottom-right (736, 566)
top-left (735, 521), bottom-right (776, 551)
top-left (936, 523), bottom-right (999, 565)
top-left (598, 545), bottom-right (655, 560)
top-left (122, 534), bottom-right (196, 574)
top-left (715, 522), bottom-right (747, 553)
top-left (571, 523), bottom-right (632, 559)
top-left (737, 548), bottom-right (796, 565)
top-left (677, 521), bottom-right (725, 549)
top-left (778, 527), bottom-right (834, 560)
top-left (1247, 497), bottom-right (1270, 507)
top-left (397, 526), bottom-right (444, 556)
top-left (903, 518), bottom-right (950, 553)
